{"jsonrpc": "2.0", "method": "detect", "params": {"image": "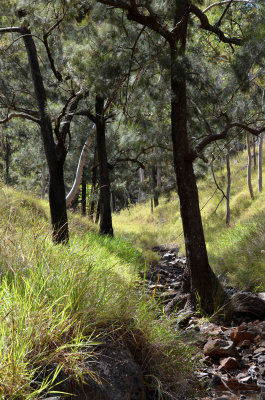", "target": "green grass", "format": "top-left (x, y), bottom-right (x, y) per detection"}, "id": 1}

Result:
top-left (0, 186), bottom-right (194, 399)
top-left (113, 148), bottom-right (265, 290)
